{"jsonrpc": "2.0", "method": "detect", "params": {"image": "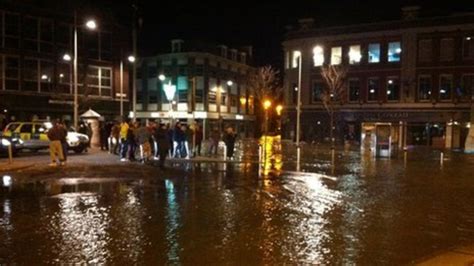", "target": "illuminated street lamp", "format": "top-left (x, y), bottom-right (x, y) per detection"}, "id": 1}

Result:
top-left (127, 55), bottom-right (136, 63)
top-left (276, 104), bottom-right (283, 116)
top-left (160, 75), bottom-right (177, 123)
